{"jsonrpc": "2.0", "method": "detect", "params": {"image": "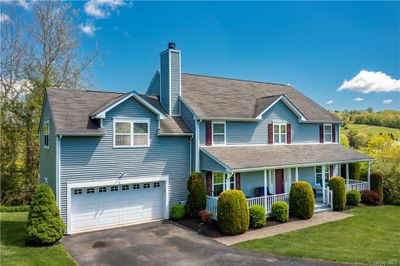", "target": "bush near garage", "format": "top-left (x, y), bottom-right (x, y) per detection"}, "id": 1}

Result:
top-left (26, 184), bottom-right (65, 245)
top-left (370, 172), bottom-right (384, 204)
top-left (346, 190), bottom-right (361, 206)
top-left (361, 190), bottom-right (380, 206)
top-left (271, 202), bottom-right (289, 222)
top-left (249, 205), bottom-right (266, 228)
top-left (289, 181), bottom-right (314, 219)
top-left (186, 172), bottom-right (206, 218)
top-left (329, 176), bottom-right (346, 210)
top-left (217, 190), bottom-right (249, 235)
top-left (171, 204), bottom-right (185, 220)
